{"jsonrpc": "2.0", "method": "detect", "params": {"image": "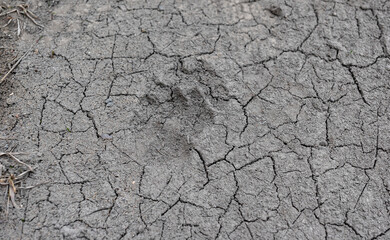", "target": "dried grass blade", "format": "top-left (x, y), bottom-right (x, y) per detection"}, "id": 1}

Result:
top-left (0, 9), bottom-right (16, 17)
top-left (1, 18), bottom-right (12, 28)
top-left (0, 43), bottom-right (34, 85)
top-left (16, 169), bottom-right (33, 179)
top-left (8, 153), bottom-right (33, 171)
top-left (8, 185), bottom-right (18, 209)
top-left (19, 181), bottom-right (49, 190)
top-left (27, 10), bottom-right (38, 19)
top-left (16, 18), bottom-right (20, 36)
top-left (19, 6), bottom-right (43, 28)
